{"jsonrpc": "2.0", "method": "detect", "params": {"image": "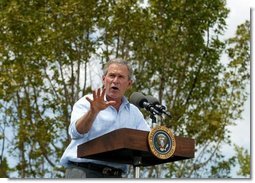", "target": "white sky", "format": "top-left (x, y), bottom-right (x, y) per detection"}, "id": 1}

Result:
top-left (83, 0), bottom-right (255, 180)
top-left (223, 0), bottom-right (252, 150)
top-left (80, 1), bottom-right (255, 179)
top-left (1, 1), bottom-right (254, 182)
top-left (221, 0), bottom-right (254, 178)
